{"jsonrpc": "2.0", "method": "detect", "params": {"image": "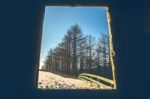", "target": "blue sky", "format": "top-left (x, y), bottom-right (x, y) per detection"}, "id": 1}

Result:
top-left (39, 6), bottom-right (109, 68)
